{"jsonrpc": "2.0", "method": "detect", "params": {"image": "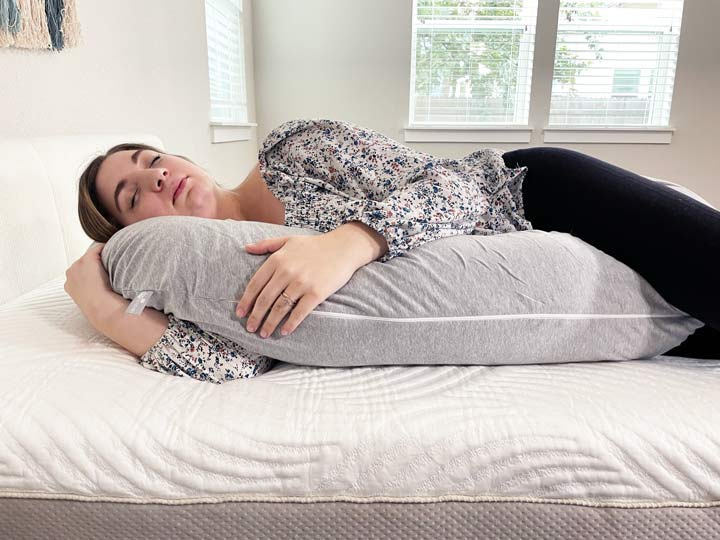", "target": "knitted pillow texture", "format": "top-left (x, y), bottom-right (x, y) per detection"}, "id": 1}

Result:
top-left (100, 215), bottom-right (703, 367)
